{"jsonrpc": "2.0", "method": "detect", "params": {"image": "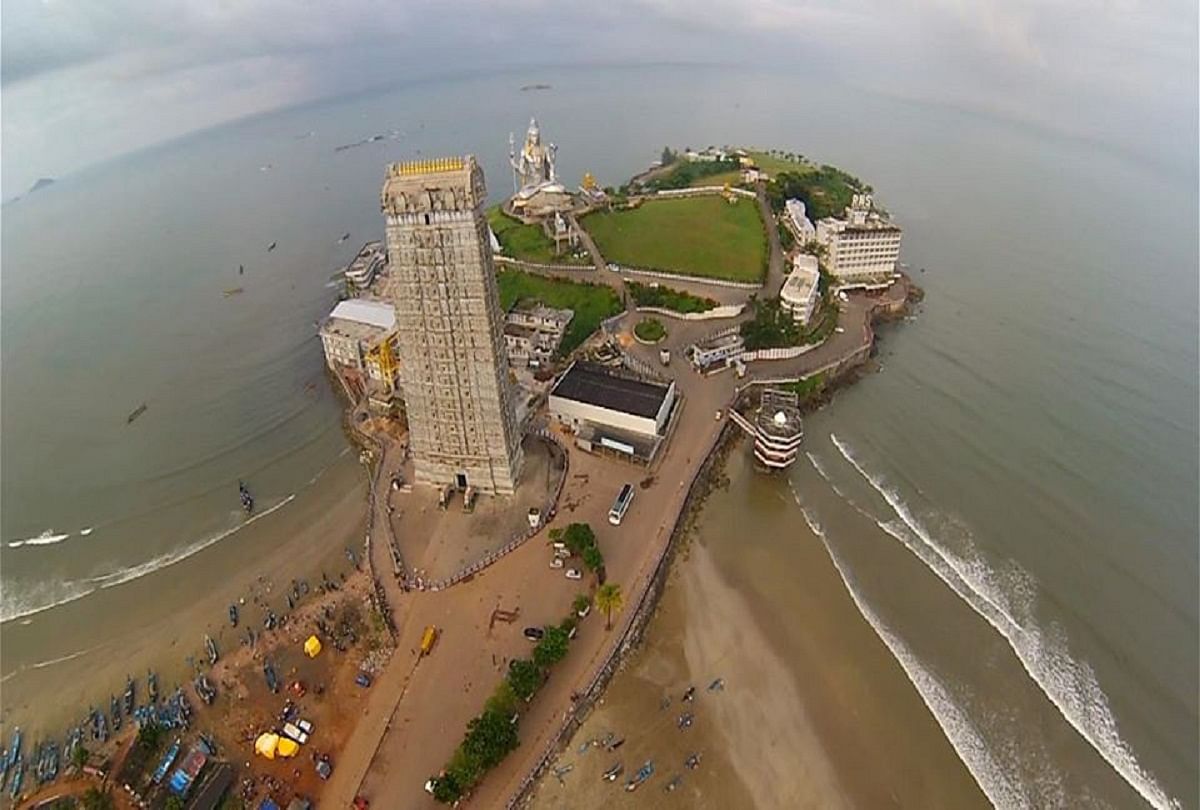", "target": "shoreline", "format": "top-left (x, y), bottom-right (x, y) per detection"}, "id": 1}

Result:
top-left (0, 451), bottom-right (368, 745)
top-left (509, 285), bottom-right (921, 806)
